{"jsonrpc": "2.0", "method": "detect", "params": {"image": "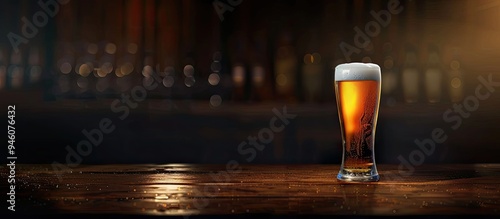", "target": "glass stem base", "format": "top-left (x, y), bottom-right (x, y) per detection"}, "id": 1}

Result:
top-left (337, 168), bottom-right (379, 182)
